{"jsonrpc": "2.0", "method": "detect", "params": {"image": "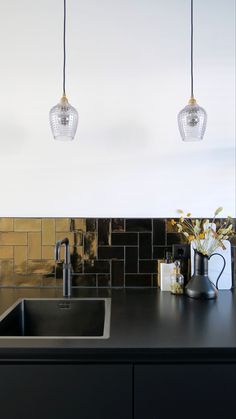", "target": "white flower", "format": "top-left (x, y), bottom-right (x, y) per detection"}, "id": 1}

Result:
top-left (214, 207), bottom-right (223, 216)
